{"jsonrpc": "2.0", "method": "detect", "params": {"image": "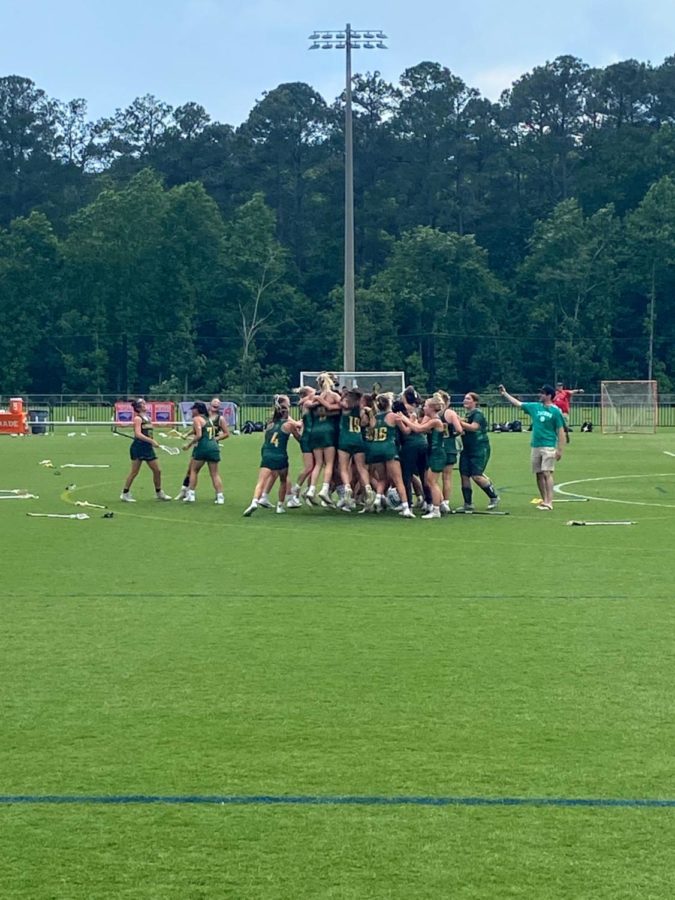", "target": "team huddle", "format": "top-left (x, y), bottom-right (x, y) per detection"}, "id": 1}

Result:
top-left (242, 373), bottom-right (500, 519)
top-left (119, 375), bottom-right (571, 516)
